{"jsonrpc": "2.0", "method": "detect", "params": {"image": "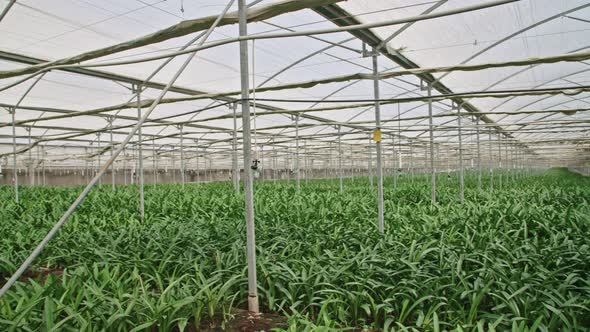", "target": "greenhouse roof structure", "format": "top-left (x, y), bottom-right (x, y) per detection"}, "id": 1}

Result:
top-left (0, 0), bottom-right (589, 172)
